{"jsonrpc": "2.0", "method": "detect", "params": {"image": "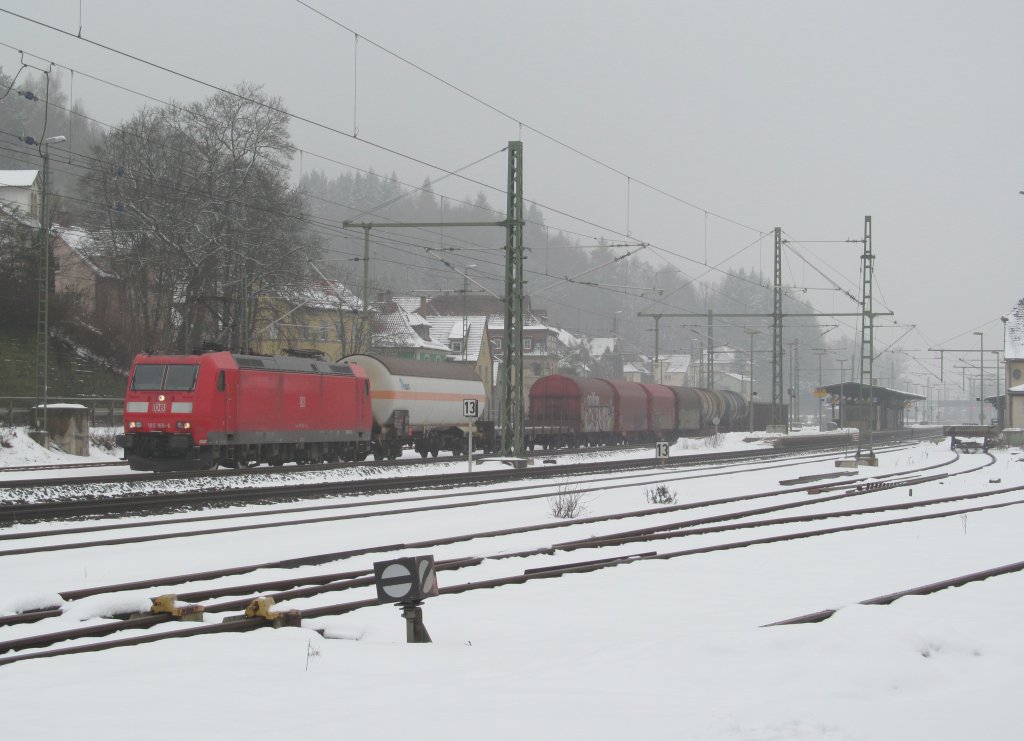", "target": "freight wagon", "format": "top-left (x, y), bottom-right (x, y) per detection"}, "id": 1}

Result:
top-left (526, 373), bottom-right (749, 449)
top-left (342, 354), bottom-right (491, 459)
